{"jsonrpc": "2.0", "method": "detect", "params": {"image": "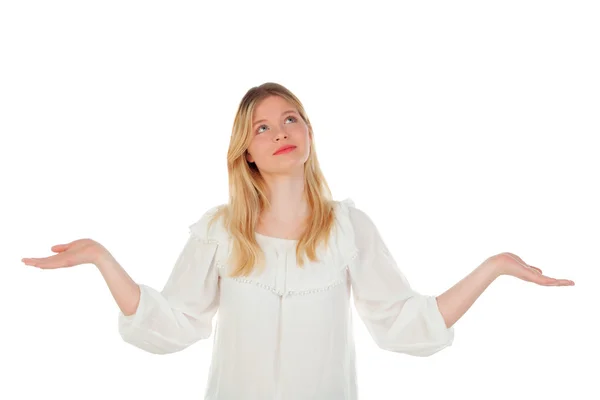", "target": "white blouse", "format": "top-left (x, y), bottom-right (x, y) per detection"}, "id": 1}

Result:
top-left (118, 198), bottom-right (454, 400)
